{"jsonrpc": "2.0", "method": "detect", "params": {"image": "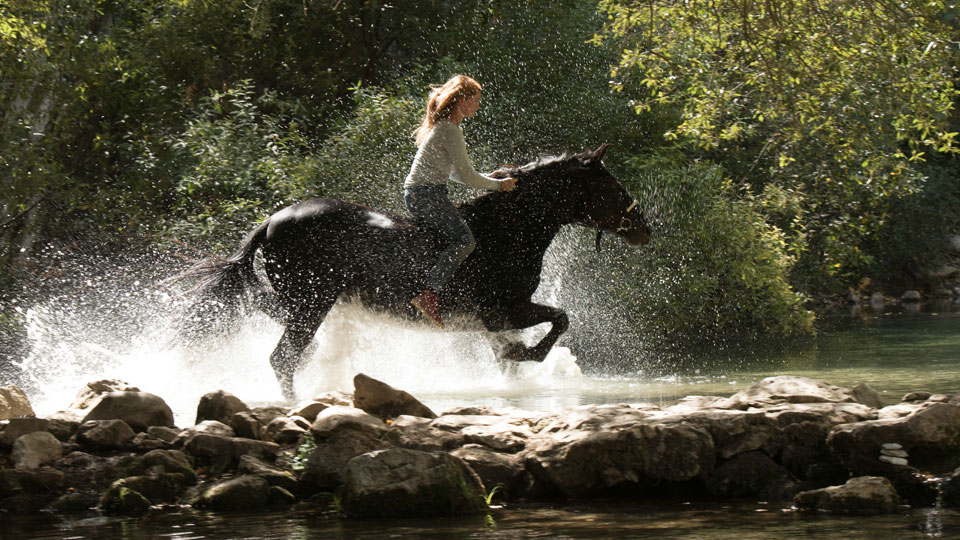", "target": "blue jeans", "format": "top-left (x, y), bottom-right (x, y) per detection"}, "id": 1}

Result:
top-left (404, 185), bottom-right (476, 291)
